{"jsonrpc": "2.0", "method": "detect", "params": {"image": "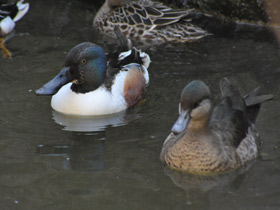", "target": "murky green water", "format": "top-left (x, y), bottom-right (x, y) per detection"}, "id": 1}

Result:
top-left (1, 0), bottom-right (280, 209)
